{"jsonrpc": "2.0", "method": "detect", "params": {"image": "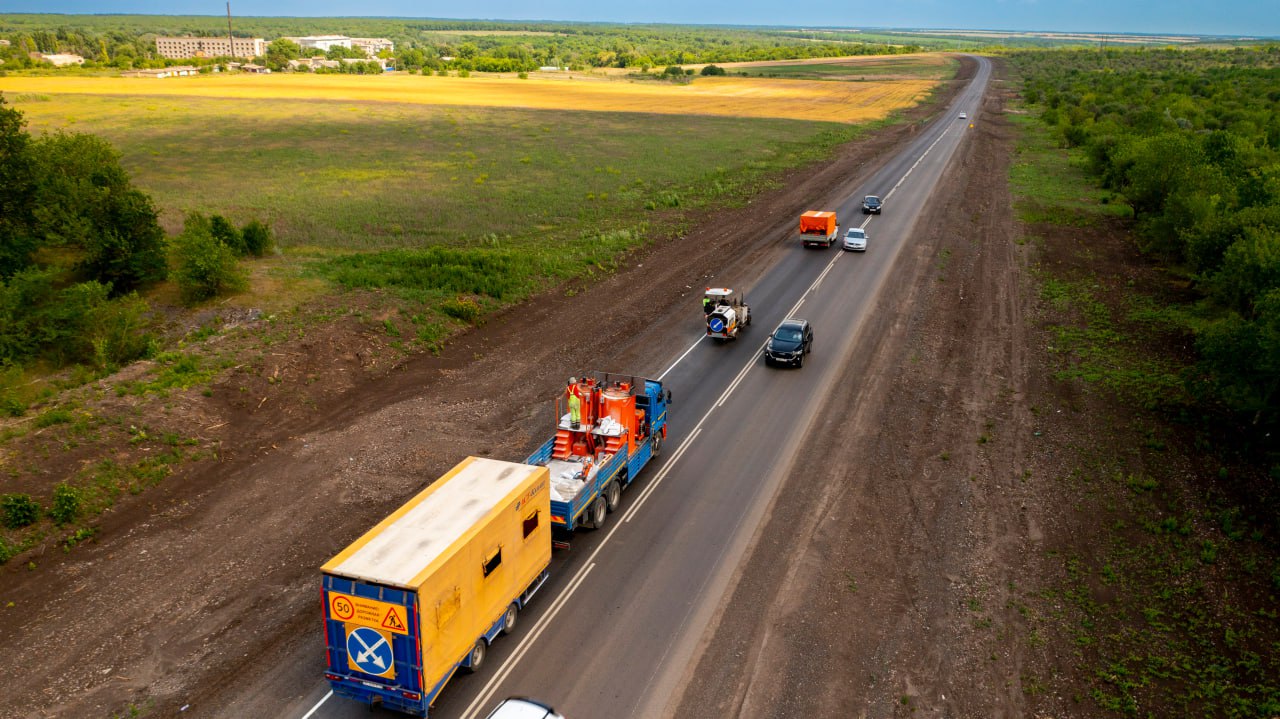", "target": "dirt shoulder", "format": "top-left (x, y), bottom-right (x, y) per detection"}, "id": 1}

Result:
top-left (0, 60), bottom-right (976, 719)
top-left (673, 58), bottom-right (1074, 718)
